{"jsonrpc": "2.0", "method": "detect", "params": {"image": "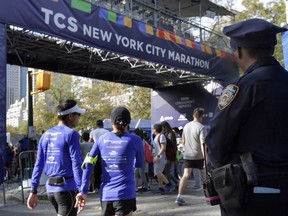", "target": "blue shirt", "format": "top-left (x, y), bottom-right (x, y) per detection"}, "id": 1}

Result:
top-left (81, 131), bottom-right (144, 201)
top-left (31, 125), bottom-right (83, 193)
